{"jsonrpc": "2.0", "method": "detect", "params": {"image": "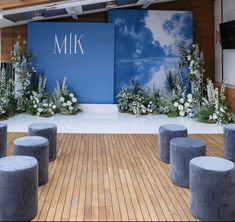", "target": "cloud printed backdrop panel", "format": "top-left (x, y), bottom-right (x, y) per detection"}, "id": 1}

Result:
top-left (28, 22), bottom-right (115, 104)
top-left (108, 10), bottom-right (193, 97)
